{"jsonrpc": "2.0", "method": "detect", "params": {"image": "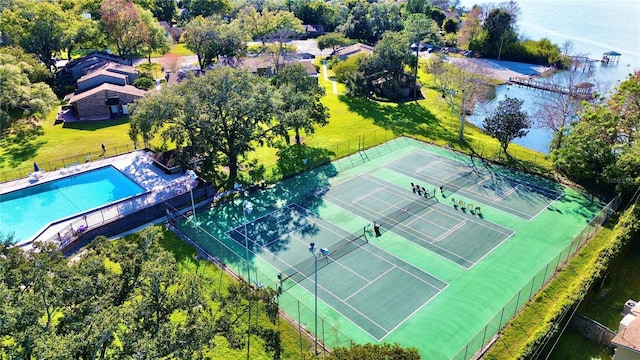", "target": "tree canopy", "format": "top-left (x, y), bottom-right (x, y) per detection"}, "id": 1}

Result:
top-left (0, 48), bottom-right (56, 132)
top-left (271, 63), bottom-right (329, 144)
top-left (482, 96), bottom-right (530, 154)
top-left (99, 0), bottom-right (151, 62)
top-left (130, 67), bottom-right (280, 189)
top-left (554, 71), bottom-right (640, 198)
top-left (0, 226), bottom-right (282, 359)
top-left (0, 0), bottom-right (69, 70)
